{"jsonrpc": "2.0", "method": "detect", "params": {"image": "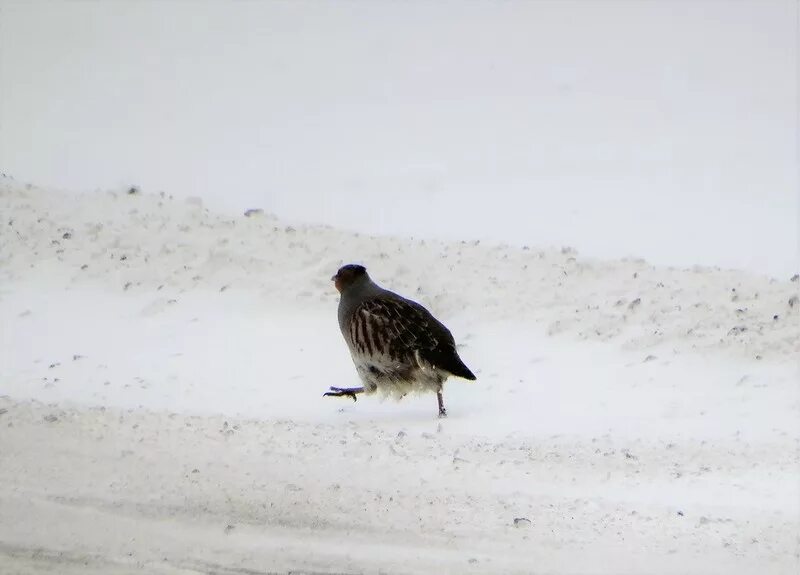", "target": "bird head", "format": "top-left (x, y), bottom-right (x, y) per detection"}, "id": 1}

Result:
top-left (332, 264), bottom-right (368, 293)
